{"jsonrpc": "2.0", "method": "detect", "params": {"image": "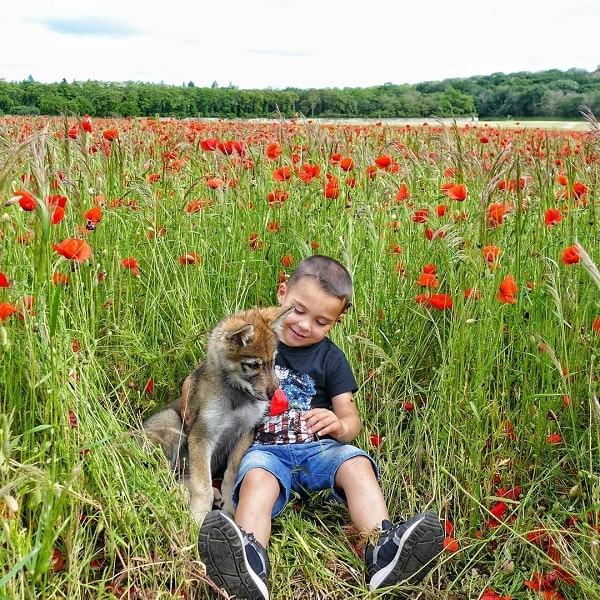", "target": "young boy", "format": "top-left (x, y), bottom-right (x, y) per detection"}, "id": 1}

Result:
top-left (198, 255), bottom-right (444, 599)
